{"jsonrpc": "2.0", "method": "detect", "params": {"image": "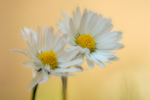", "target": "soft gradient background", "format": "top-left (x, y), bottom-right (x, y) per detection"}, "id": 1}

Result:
top-left (0, 0), bottom-right (150, 100)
